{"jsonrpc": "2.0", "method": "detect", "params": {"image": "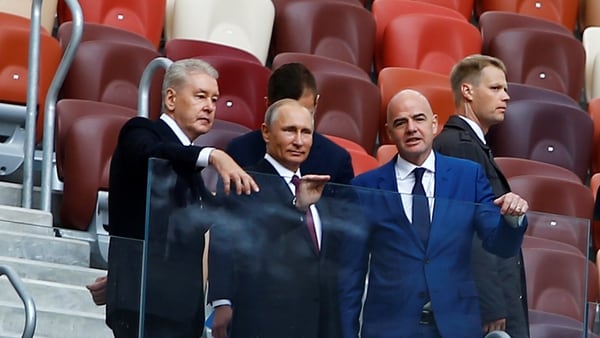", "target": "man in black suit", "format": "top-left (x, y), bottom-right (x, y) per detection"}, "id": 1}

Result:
top-left (106, 58), bottom-right (258, 338)
top-left (209, 99), bottom-right (344, 338)
top-left (433, 54), bottom-right (529, 338)
top-left (226, 62), bottom-right (354, 185)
